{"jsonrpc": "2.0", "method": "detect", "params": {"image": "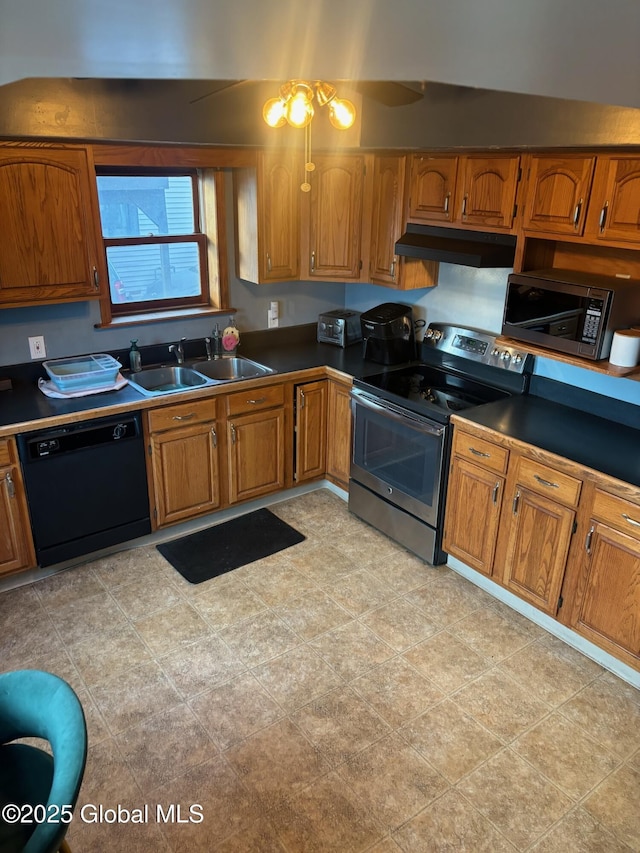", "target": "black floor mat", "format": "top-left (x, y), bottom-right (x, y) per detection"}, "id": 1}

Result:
top-left (156, 508), bottom-right (305, 584)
